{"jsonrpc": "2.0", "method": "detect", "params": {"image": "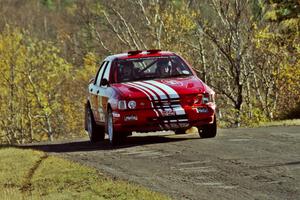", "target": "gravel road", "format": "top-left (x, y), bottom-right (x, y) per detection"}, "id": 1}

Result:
top-left (26, 126), bottom-right (300, 200)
